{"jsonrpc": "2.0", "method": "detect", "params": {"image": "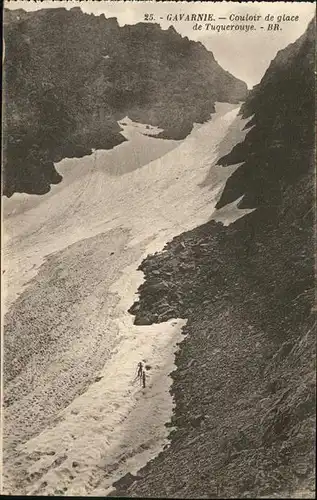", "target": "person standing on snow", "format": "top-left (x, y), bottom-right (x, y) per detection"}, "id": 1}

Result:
top-left (136, 361), bottom-right (143, 385)
top-left (135, 361), bottom-right (148, 388)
